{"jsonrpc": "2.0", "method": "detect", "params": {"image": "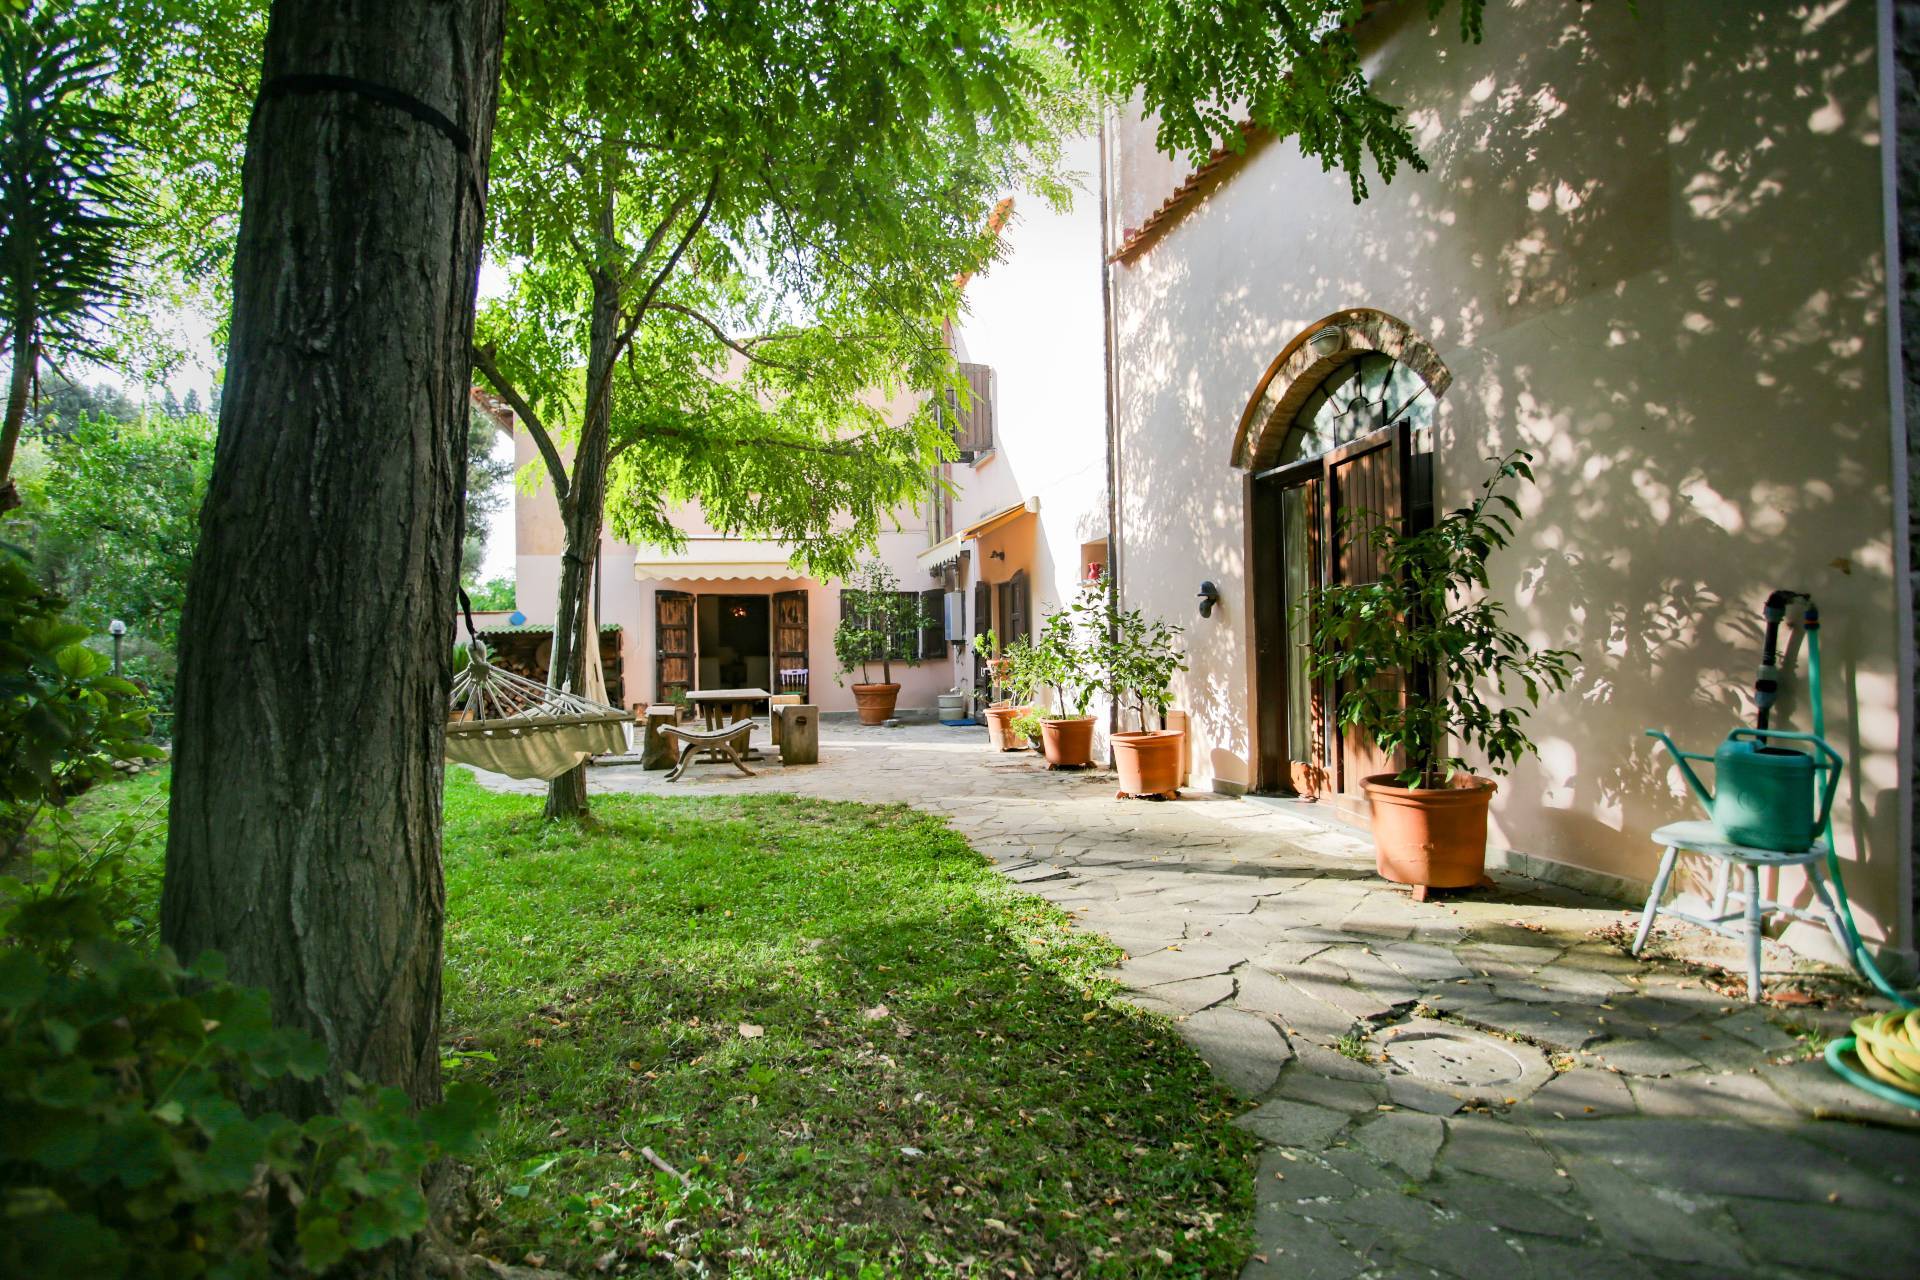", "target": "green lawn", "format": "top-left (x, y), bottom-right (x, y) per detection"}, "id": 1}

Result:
top-left (65, 769), bottom-right (1257, 1277)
